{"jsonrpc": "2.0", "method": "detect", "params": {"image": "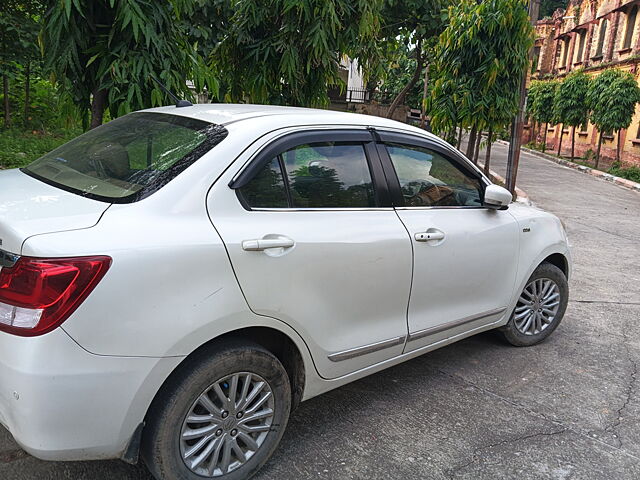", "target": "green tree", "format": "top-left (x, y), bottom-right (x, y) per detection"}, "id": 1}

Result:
top-left (211, 0), bottom-right (382, 106)
top-left (429, 0), bottom-right (534, 168)
top-left (587, 68), bottom-right (640, 167)
top-left (539, 0), bottom-right (565, 18)
top-left (374, 43), bottom-right (428, 108)
top-left (527, 80), bottom-right (557, 152)
top-left (41, 0), bottom-right (216, 129)
top-left (358, 0), bottom-right (446, 119)
top-left (551, 70), bottom-right (590, 159)
top-left (0, 1), bottom-right (42, 128)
